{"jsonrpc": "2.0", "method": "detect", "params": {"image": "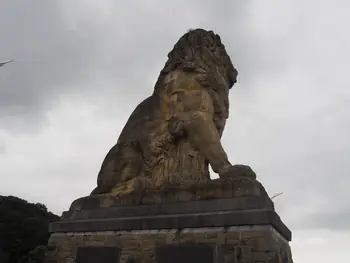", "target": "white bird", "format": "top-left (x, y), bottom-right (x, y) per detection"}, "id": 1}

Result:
top-left (0, 59), bottom-right (13, 67)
